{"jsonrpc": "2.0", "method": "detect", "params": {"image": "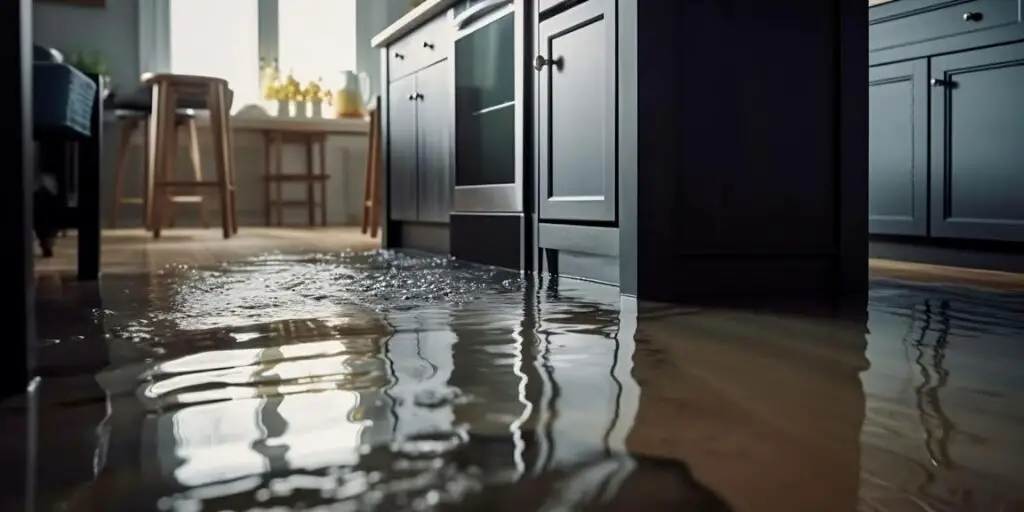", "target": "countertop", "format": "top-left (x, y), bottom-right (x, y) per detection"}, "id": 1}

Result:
top-left (371, 0), bottom-right (458, 48)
